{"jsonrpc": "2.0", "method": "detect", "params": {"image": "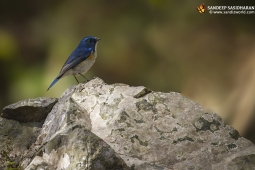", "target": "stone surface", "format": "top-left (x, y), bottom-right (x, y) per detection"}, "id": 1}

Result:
top-left (2, 97), bottom-right (58, 122)
top-left (25, 125), bottom-right (129, 170)
top-left (1, 77), bottom-right (255, 169)
top-left (0, 118), bottom-right (42, 170)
